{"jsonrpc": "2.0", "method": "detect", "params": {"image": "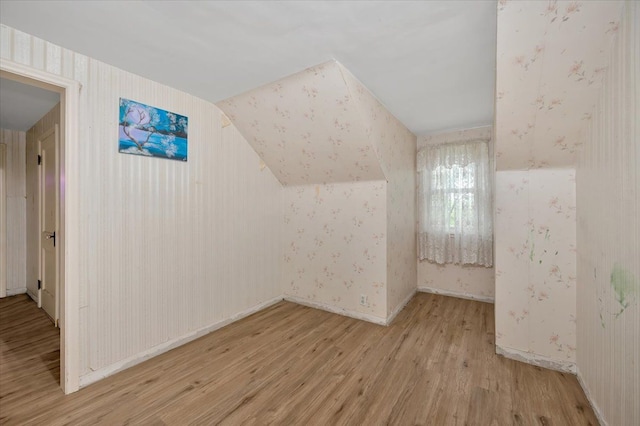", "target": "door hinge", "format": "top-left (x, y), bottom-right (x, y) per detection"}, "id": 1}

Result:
top-left (37, 154), bottom-right (42, 165)
top-left (37, 279), bottom-right (42, 290)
